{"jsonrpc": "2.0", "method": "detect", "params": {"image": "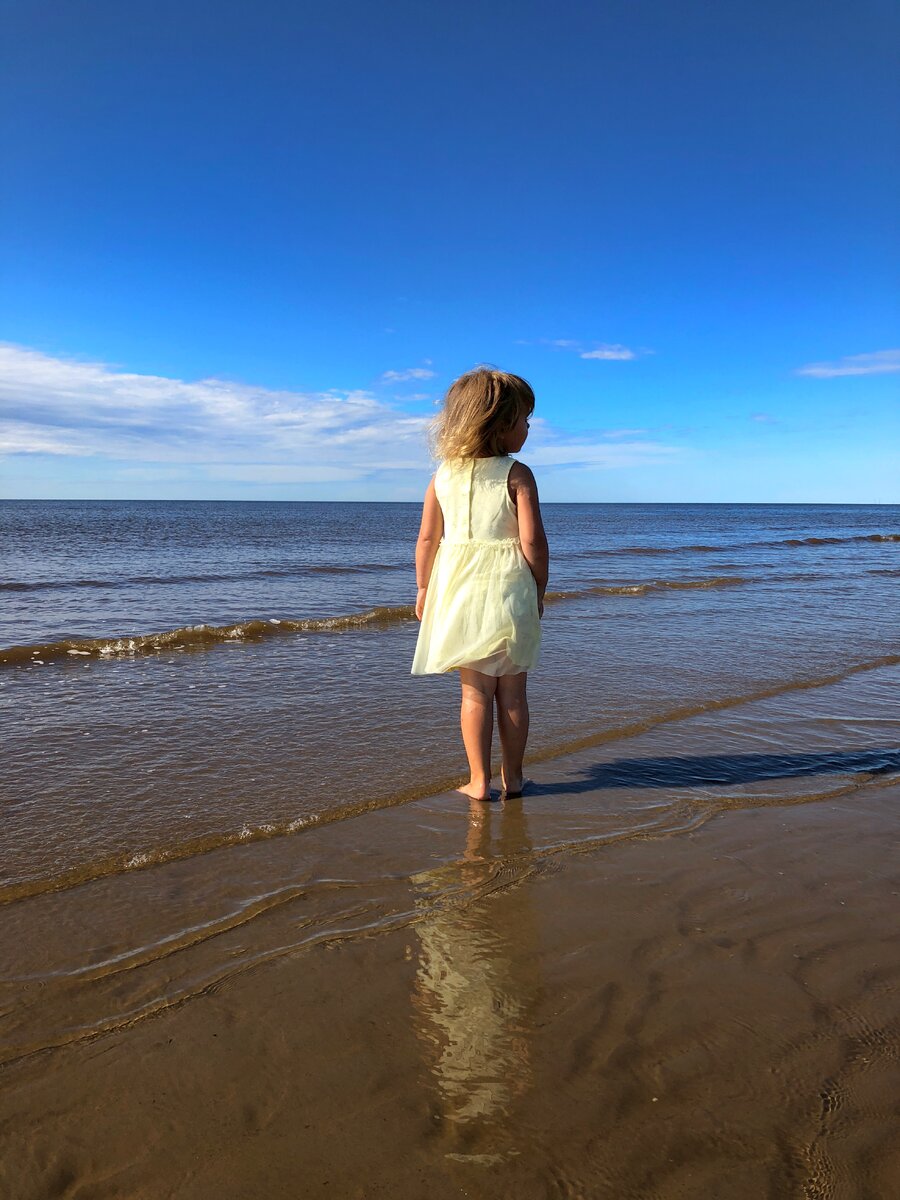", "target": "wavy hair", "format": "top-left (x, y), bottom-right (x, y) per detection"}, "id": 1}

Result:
top-left (430, 367), bottom-right (535, 462)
